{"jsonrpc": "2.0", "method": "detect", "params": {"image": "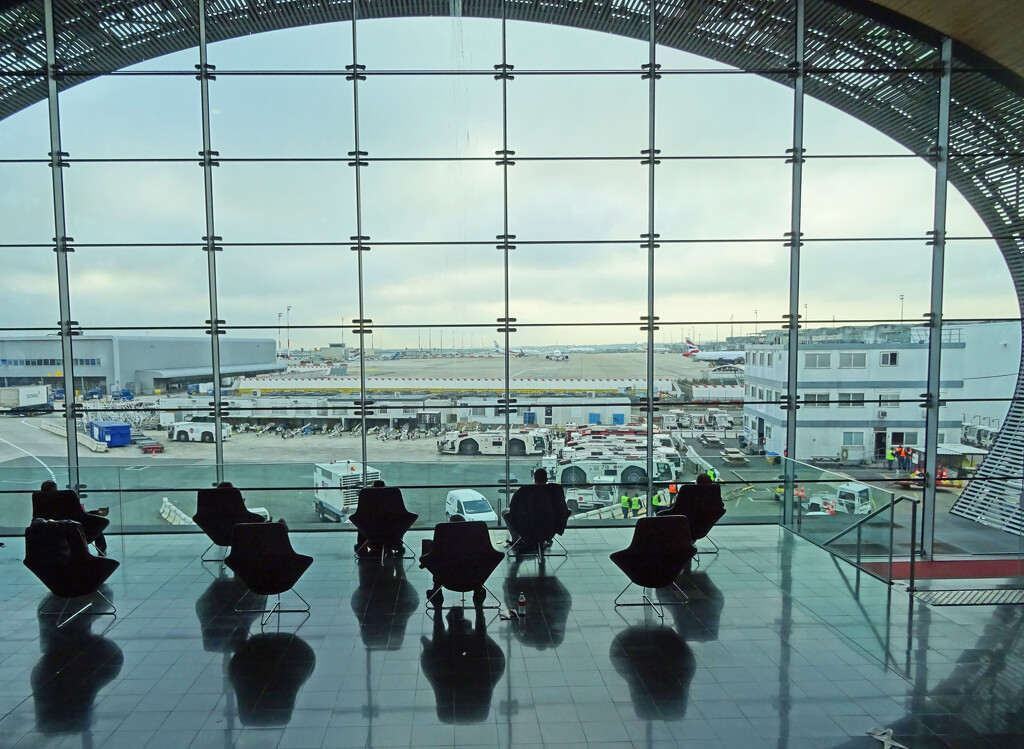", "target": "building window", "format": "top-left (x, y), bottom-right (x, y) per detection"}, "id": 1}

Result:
top-left (879, 392), bottom-right (899, 407)
top-left (805, 353), bottom-right (830, 369)
top-left (838, 392), bottom-right (865, 407)
top-left (842, 431), bottom-right (864, 446)
top-left (767, 353), bottom-right (773, 367)
top-left (471, 407), bottom-right (486, 416)
top-left (904, 431), bottom-right (919, 446)
top-left (839, 352), bottom-right (867, 368)
top-left (881, 351), bottom-right (898, 366)
top-left (804, 393), bottom-right (829, 407)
